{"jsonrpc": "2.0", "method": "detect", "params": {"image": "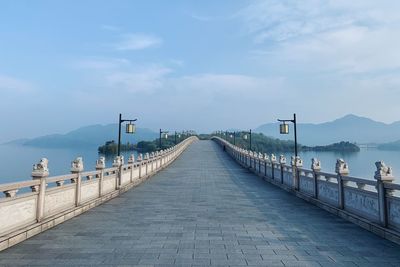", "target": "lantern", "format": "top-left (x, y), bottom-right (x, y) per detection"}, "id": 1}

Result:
top-left (280, 123), bottom-right (289, 134)
top-left (244, 134), bottom-right (248, 140)
top-left (126, 123), bottom-right (136, 134)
